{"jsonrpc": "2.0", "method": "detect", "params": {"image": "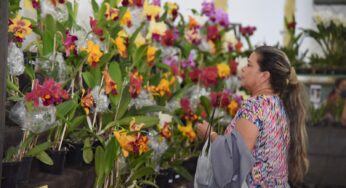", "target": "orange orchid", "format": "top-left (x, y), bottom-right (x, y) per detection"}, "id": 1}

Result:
top-left (147, 46), bottom-right (157, 66)
top-left (102, 68), bottom-right (118, 96)
top-left (129, 70), bottom-right (143, 98)
top-left (81, 89), bottom-right (94, 115)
